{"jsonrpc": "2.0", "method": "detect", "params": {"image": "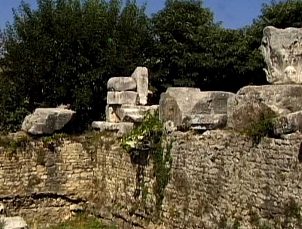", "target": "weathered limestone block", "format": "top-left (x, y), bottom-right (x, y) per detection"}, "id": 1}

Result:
top-left (107, 91), bottom-right (138, 105)
top-left (91, 121), bottom-right (134, 136)
top-left (273, 111), bottom-right (302, 135)
top-left (107, 77), bottom-right (136, 91)
top-left (191, 91), bottom-right (235, 114)
top-left (159, 87), bottom-right (234, 129)
top-left (227, 96), bottom-right (276, 131)
top-left (21, 108), bottom-right (75, 135)
top-left (131, 67), bottom-right (148, 105)
top-left (260, 26), bottom-right (302, 84)
top-left (1, 216), bottom-right (28, 229)
top-left (237, 85), bottom-right (302, 114)
top-left (227, 85), bottom-right (302, 130)
top-left (116, 105), bottom-right (159, 123)
top-left (105, 105), bottom-right (120, 123)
